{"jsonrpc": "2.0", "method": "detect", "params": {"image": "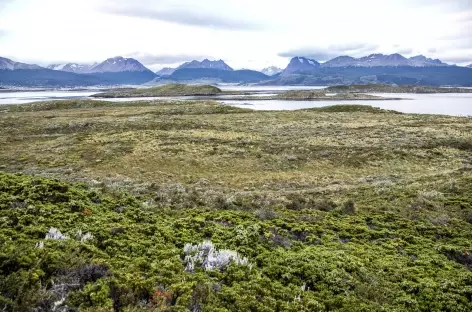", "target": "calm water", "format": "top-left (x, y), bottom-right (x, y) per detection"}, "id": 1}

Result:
top-left (222, 93), bottom-right (472, 116)
top-left (0, 90), bottom-right (98, 105)
top-left (1, 88), bottom-right (471, 116)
